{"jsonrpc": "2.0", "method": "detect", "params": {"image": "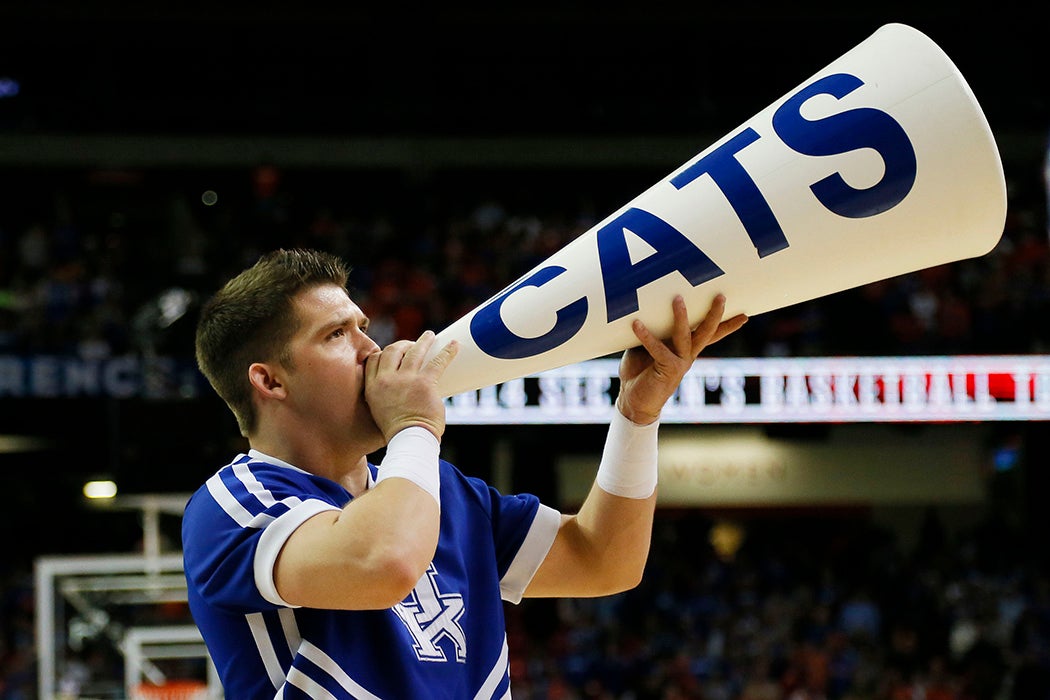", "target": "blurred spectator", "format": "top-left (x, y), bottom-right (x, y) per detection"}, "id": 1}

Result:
top-left (0, 165), bottom-right (1045, 362)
